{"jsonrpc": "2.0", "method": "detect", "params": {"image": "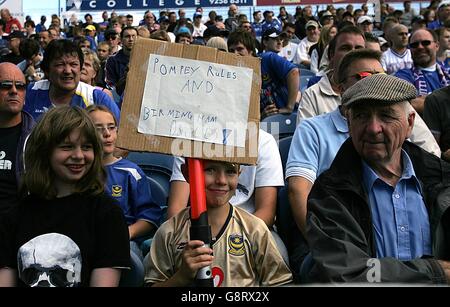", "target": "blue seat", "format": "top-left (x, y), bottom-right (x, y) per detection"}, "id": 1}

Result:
top-left (127, 152), bottom-right (174, 179)
top-left (261, 113), bottom-right (297, 140)
top-left (146, 175), bottom-right (168, 208)
top-left (278, 136), bottom-right (293, 175)
top-left (299, 68), bottom-right (315, 77)
top-left (300, 75), bottom-right (312, 93)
